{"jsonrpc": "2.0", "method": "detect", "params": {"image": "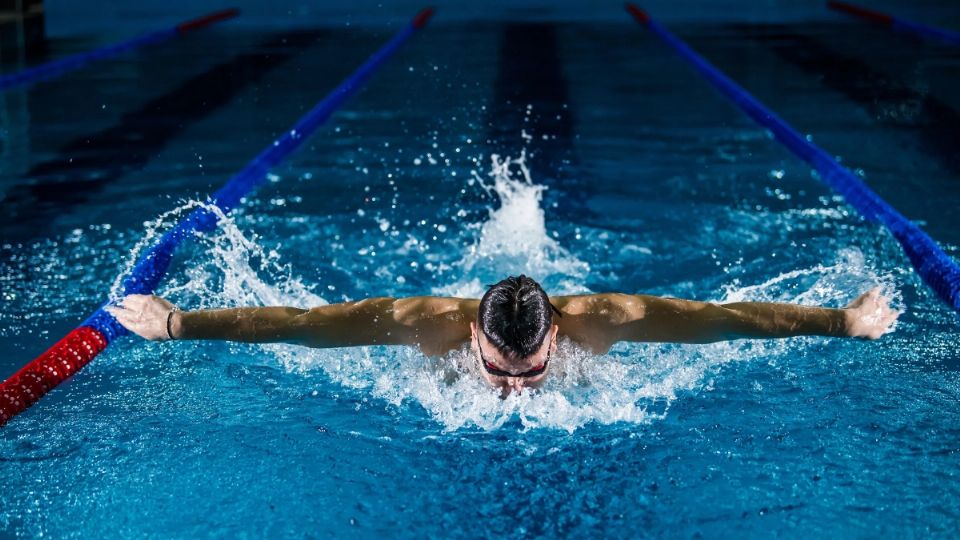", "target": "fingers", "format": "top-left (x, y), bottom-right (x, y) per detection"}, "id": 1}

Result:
top-left (847, 288), bottom-right (873, 309)
top-left (845, 284), bottom-right (901, 339)
top-left (869, 289), bottom-right (884, 311)
top-left (121, 294), bottom-right (149, 311)
top-left (120, 293), bottom-right (176, 314)
top-left (881, 306), bottom-right (900, 334)
top-left (848, 286), bottom-right (890, 311)
top-left (106, 294), bottom-right (176, 341)
top-left (105, 305), bottom-right (145, 337)
top-left (864, 301), bottom-right (900, 339)
top-left (105, 305), bottom-right (142, 325)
